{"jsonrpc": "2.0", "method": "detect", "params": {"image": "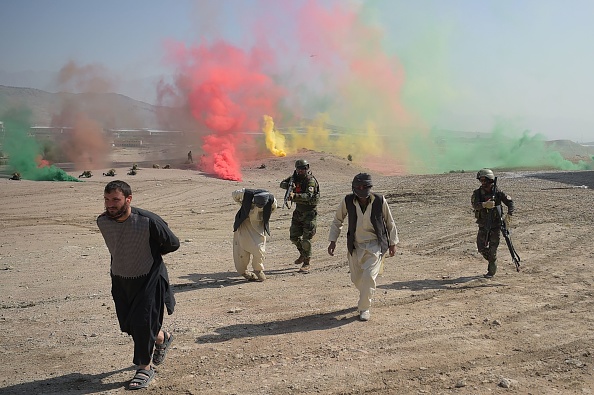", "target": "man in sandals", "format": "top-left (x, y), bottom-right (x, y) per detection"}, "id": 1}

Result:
top-left (98, 180), bottom-right (179, 390)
